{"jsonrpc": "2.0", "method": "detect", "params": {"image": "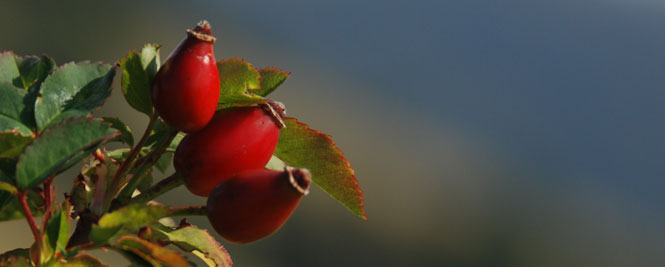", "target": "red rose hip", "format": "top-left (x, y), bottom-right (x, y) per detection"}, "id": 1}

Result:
top-left (206, 167), bottom-right (311, 244)
top-left (151, 21), bottom-right (220, 133)
top-left (174, 104), bottom-right (284, 196)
